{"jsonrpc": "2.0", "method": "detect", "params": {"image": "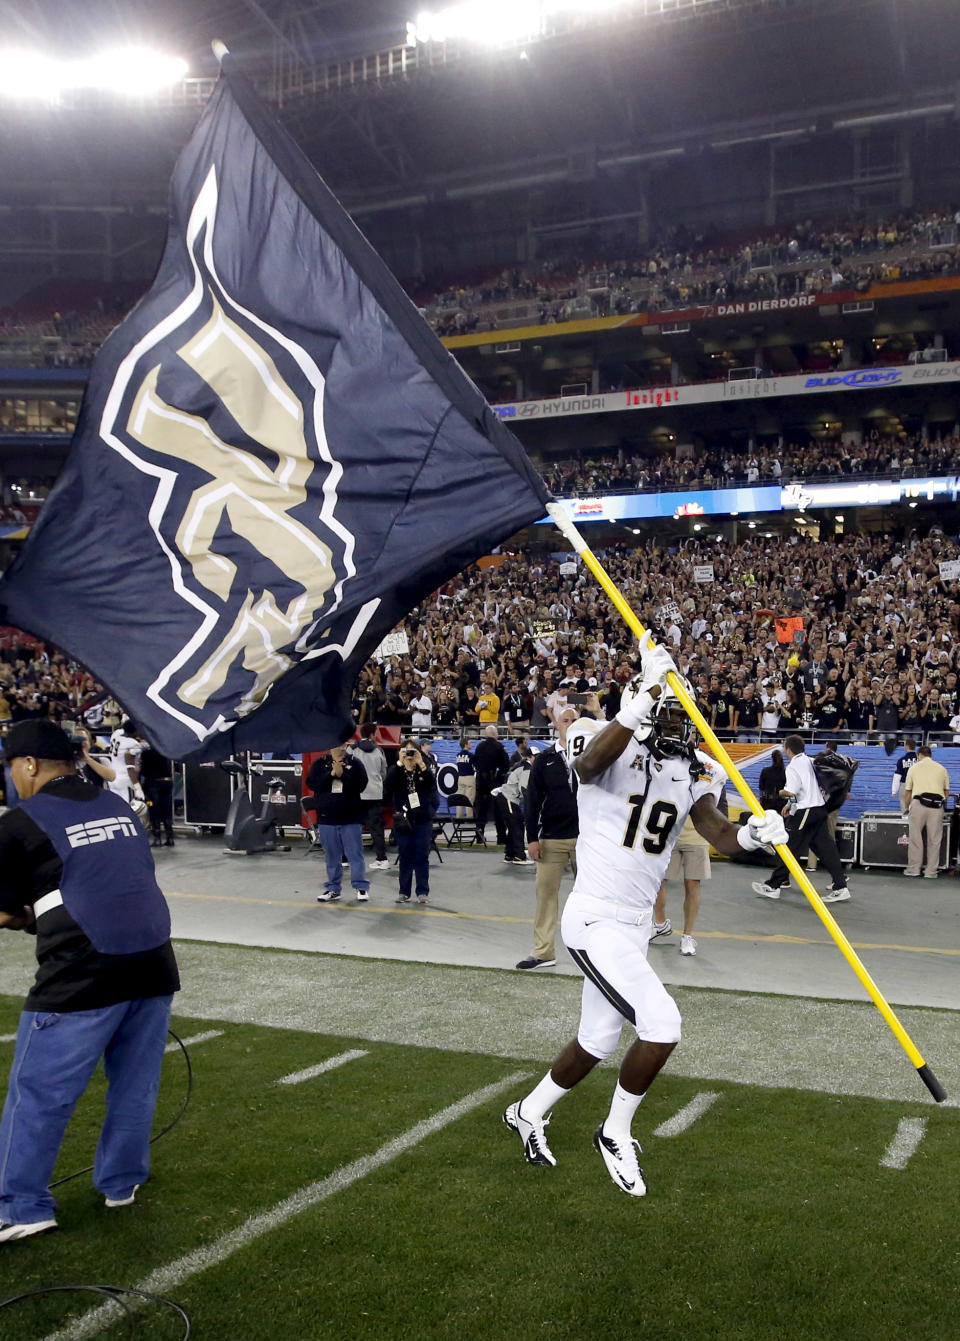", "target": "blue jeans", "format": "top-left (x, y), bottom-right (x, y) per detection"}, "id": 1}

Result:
top-left (396, 823), bottom-right (432, 896)
top-left (0, 995), bottom-right (172, 1224)
top-left (317, 823), bottom-right (369, 893)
